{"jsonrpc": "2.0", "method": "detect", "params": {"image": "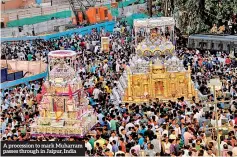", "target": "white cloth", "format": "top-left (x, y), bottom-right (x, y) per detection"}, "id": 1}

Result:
top-left (216, 141), bottom-right (227, 151)
top-left (162, 130), bottom-right (169, 136)
top-left (103, 64), bottom-right (108, 73)
top-left (151, 139), bottom-right (161, 153)
top-left (85, 142), bottom-right (92, 151)
top-left (119, 126), bottom-right (124, 135)
top-left (125, 123), bottom-right (135, 132)
top-left (130, 145), bottom-right (140, 155)
top-left (93, 88), bottom-right (101, 99)
top-left (109, 136), bottom-right (119, 144)
top-left (174, 127), bottom-right (181, 137)
top-left (233, 147), bottom-right (237, 157)
top-left (115, 151), bottom-right (125, 157)
top-left (107, 143), bottom-right (113, 152)
top-left (164, 142), bottom-right (171, 154)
